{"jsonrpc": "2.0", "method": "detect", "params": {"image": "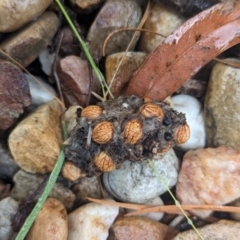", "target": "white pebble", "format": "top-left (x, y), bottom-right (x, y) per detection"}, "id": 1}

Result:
top-left (103, 149), bottom-right (179, 203)
top-left (172, 94), bottom-right (206, 151)
top-left (25, 74), bottom-right (57, 111)
top-left (68, 200), bottom-right (119, 240)
top-left (38, 48), bottom-right (56, 76)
